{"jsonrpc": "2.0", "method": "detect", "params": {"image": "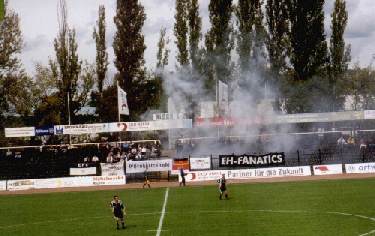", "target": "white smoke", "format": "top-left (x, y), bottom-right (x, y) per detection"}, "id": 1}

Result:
top-left (158, 60), bottom-right (302, 156)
